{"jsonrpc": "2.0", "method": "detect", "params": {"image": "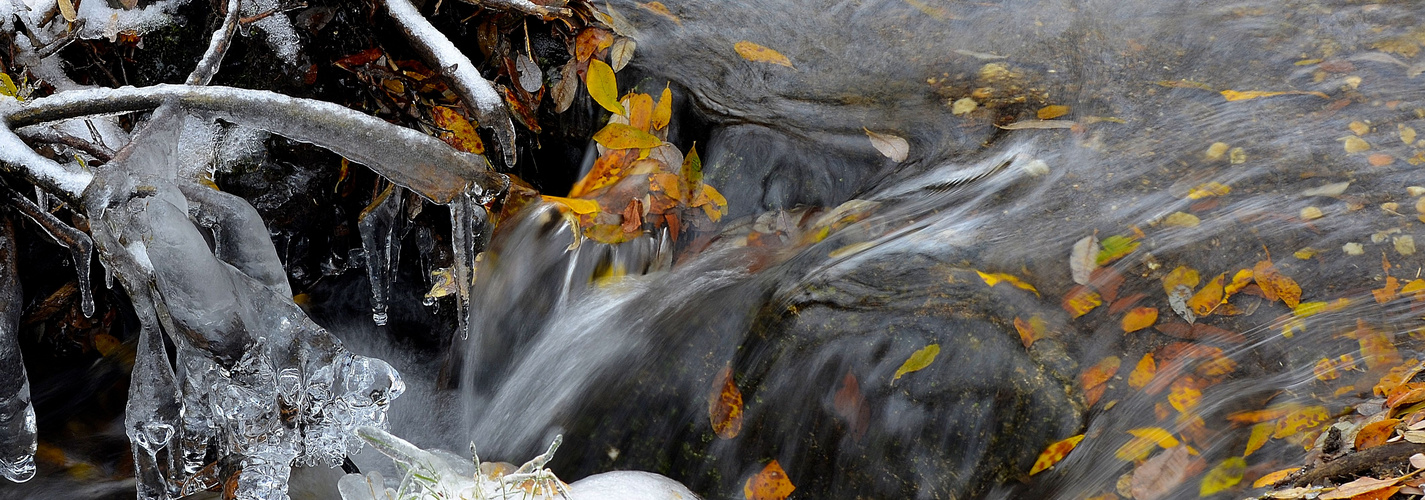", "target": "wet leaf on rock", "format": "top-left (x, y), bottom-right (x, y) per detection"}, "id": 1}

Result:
top-left (1128, 353), bottom-right (1156, 389)
top-left (1029, 434), bottom-right (1084, 475)
top-left (1014, 315), bottom-right (1047, 348)
top-left (832, 371), bottom-right (869, 441)
top-left (743, 460), bottom-right (795, 500)
top-left (586, 59), bottom-right (625, 115)
top-left (734, 41), bottom-right (794, 67)
top-left (1198, 456), bottom-right (1245, 496)
top-left (709, 366), bottom-right (744, 439)
top-left (1252, 260), bottom-right (1301, 308)
top-left (864, 128), bottom-right (909, 162)
top-left (1097, 235), bottom-right (1141, 265)
top-left (1070, 235), bottom-right (1099, 285)
top-left (1123, 307), bottom-right (1158, 333)
top-left (1063, 285), bottom-right (1102, 318)
top-left (976, 271), bottom-right (1039, 296)
top-left (893, 344), bottom-right (940, 383)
